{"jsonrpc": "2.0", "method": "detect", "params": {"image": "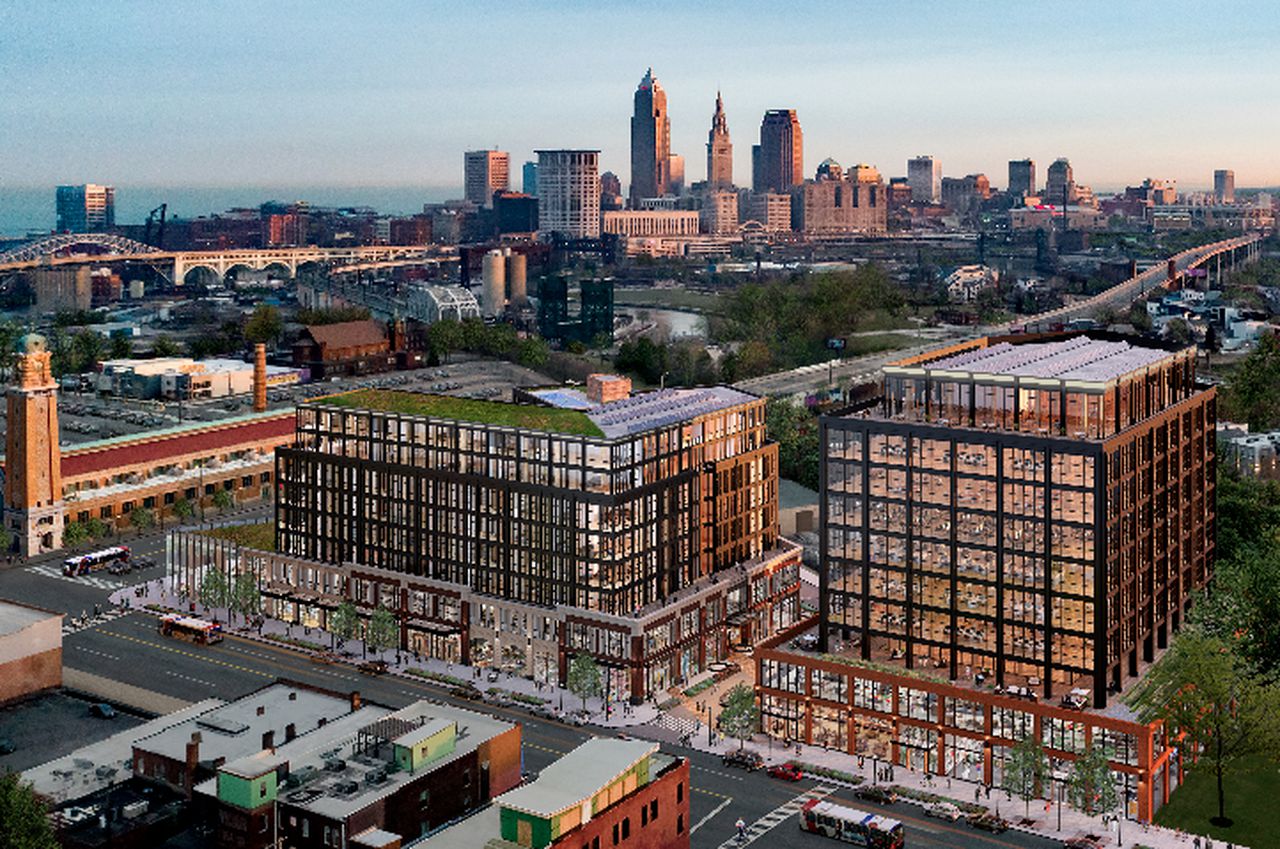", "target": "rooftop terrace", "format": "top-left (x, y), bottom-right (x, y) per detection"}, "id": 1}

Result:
top-left (909, 337), bottom-right (1177, 385)
top-left (312, 389), bottom-right (605, 438)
